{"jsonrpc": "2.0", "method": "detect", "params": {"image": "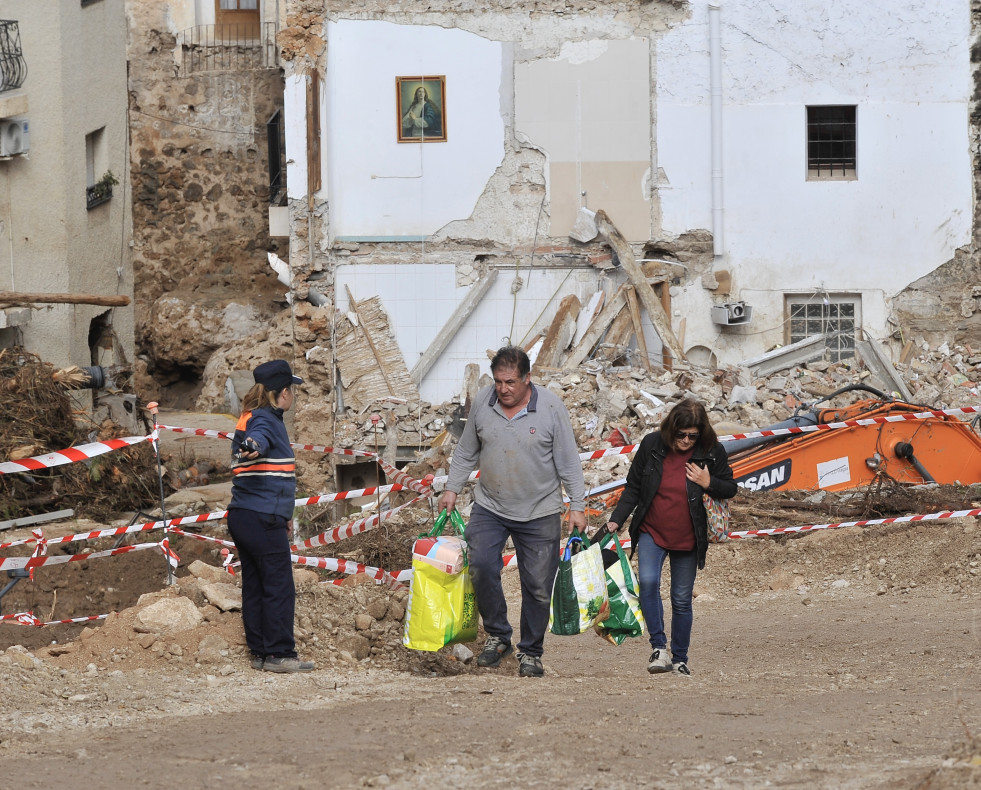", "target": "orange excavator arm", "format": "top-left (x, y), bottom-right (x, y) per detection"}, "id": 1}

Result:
top-left (727, 388), bottom-right (981, 493)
